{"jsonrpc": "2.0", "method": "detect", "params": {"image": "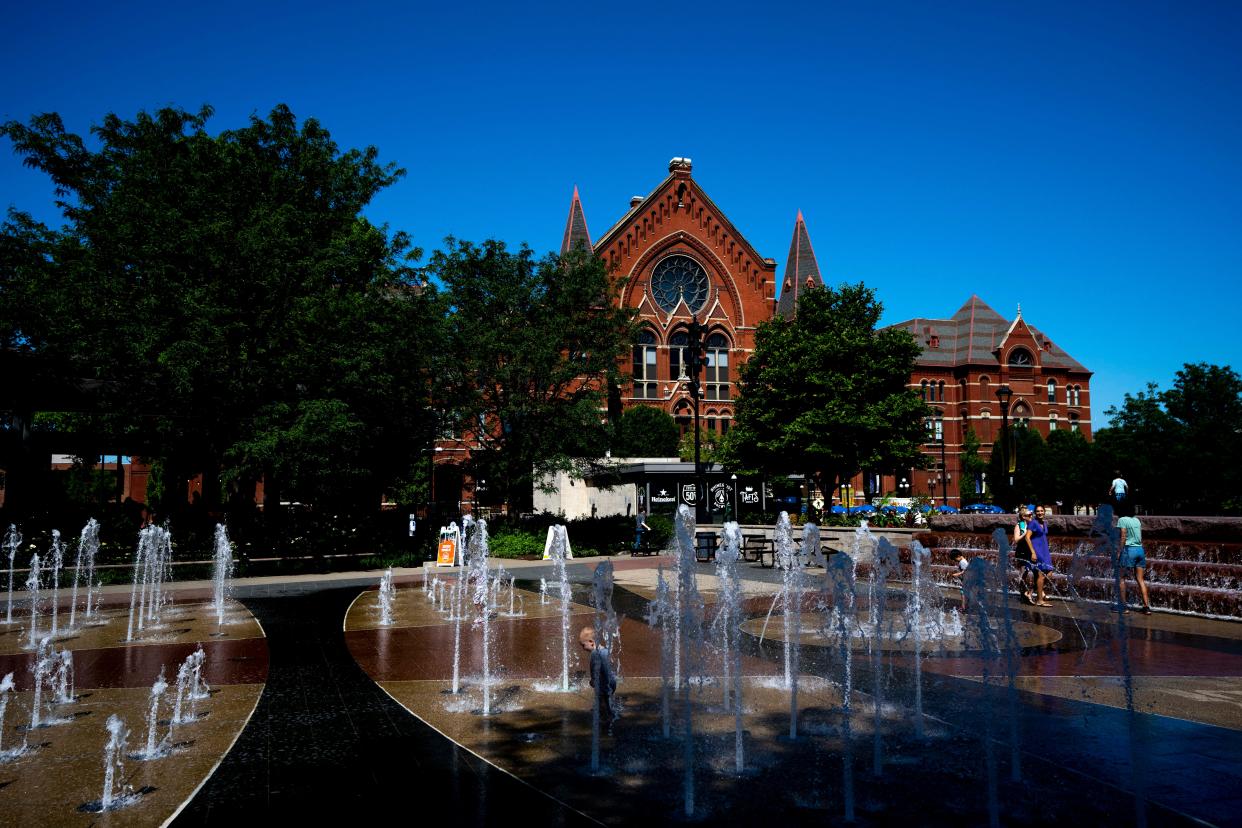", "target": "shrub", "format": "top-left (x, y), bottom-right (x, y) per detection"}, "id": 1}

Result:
top-left (488, 530), bottom-right (546, 559)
